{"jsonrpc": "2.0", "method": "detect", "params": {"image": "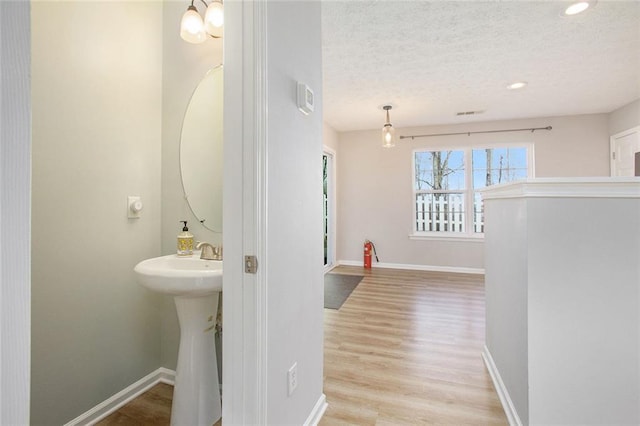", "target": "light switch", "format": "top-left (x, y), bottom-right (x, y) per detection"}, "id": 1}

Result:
top-left (297, 82), bottom-right (314, 115)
